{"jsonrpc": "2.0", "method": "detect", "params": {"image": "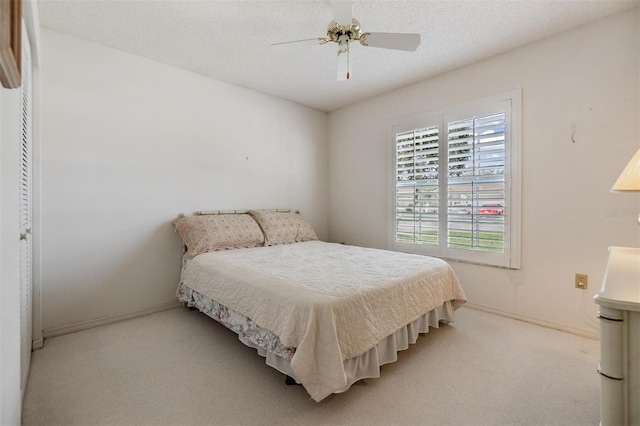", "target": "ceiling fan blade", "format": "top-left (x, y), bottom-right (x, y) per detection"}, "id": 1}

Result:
top-left (271, 37), bottom-right (327, 47)
top-left (360, 32), bottom-right (421, 52)
top-left (331, 1), bottom-right (352, 27)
